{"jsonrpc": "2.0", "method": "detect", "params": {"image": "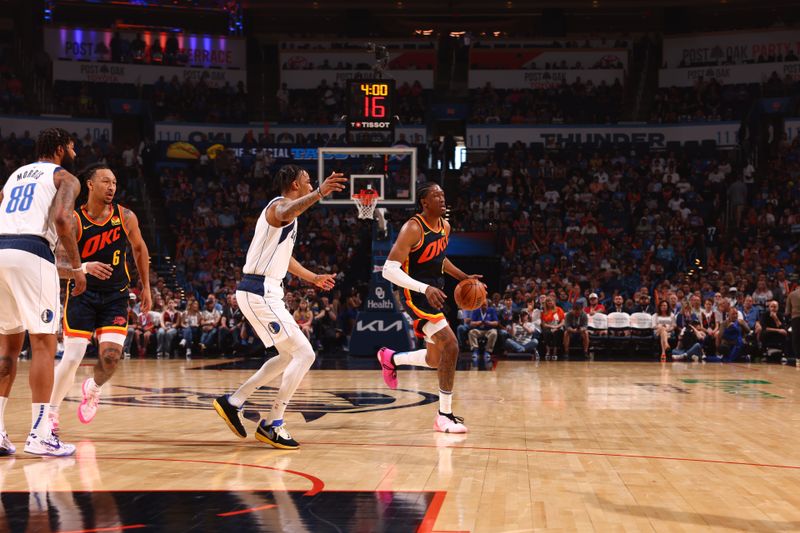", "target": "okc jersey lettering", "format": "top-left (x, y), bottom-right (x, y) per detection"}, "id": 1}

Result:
top-left (417, 237), bottom-right (448, 264)
top-left (81, 226), bottom-right (123, 257)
